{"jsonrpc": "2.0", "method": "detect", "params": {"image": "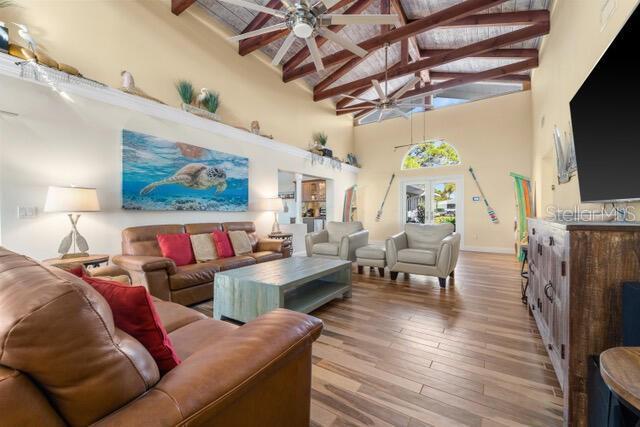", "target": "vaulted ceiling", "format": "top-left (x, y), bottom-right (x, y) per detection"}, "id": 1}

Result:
top-left (171, 0), bottom-right (550, 124)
